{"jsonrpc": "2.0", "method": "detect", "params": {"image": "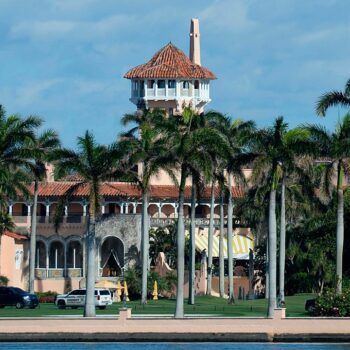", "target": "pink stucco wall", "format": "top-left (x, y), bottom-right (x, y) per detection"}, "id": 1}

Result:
top-left (0, 235), bottom-right (27, 289)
